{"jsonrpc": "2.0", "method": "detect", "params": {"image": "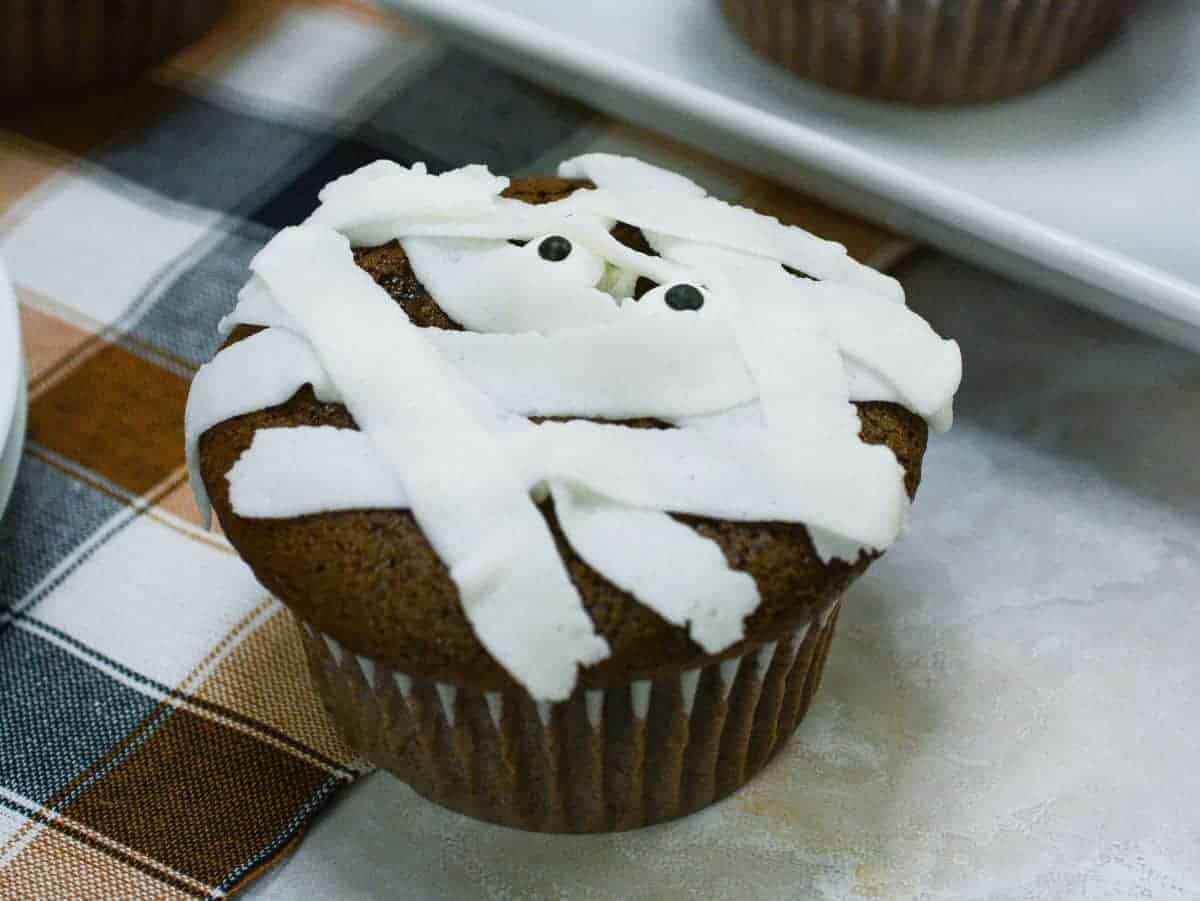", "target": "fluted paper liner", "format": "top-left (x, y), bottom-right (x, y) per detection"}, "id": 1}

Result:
top-left (1, 0), bottom-right (227, 105)
top-left (721, 0), bottom-right (1124, 104)
top-left (299, 603), bottom-right (842, 832)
